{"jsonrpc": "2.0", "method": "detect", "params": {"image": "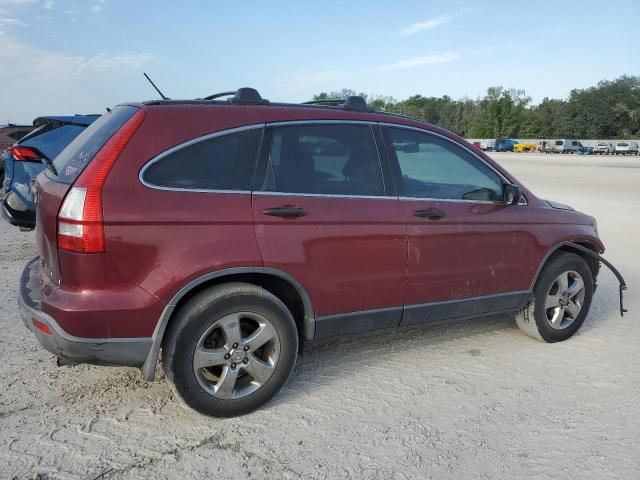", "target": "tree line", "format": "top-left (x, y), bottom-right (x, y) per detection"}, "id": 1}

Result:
top-left (312, 75), bottom-right (640, 139)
